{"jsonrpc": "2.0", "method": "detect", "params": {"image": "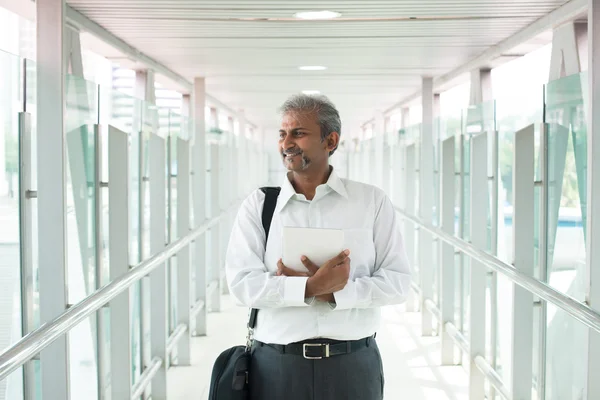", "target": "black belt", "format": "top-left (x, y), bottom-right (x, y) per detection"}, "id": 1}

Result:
top-left (254, 335), bottom-right (376, 360)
